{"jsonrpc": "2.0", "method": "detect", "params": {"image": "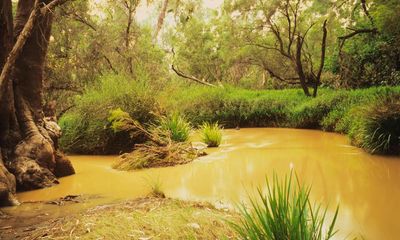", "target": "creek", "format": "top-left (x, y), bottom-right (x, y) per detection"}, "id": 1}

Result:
top-left (5, 128), bottom-right (400, 239)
